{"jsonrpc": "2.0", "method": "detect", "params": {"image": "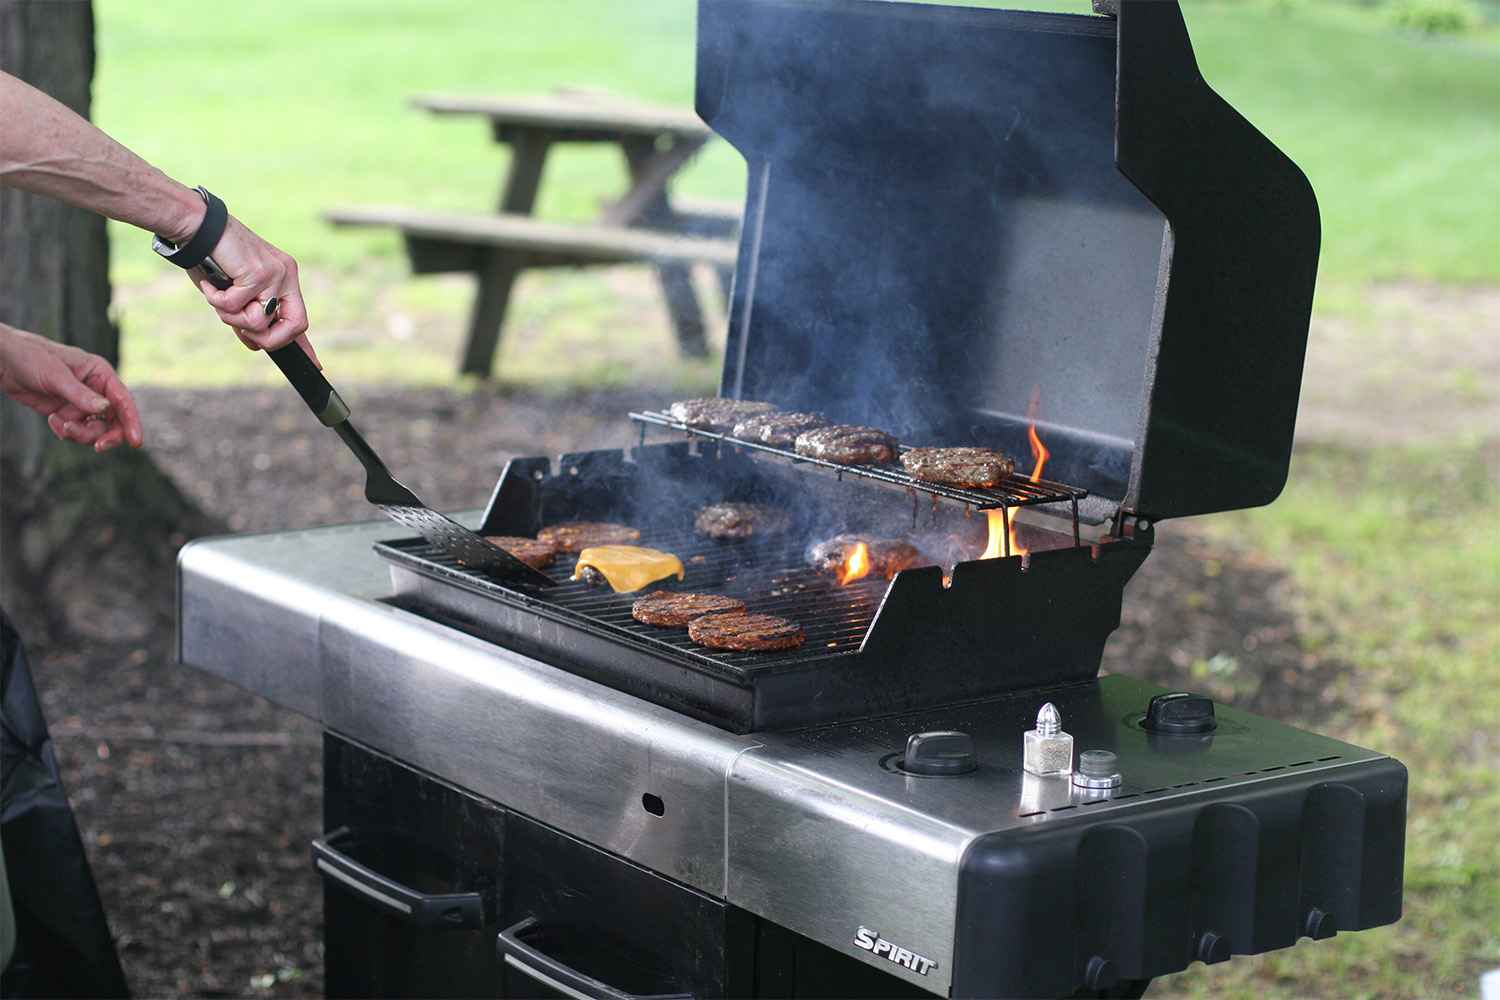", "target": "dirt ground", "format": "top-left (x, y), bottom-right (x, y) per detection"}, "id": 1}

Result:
top-left (21, 280), bottom-right (1498, 998)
